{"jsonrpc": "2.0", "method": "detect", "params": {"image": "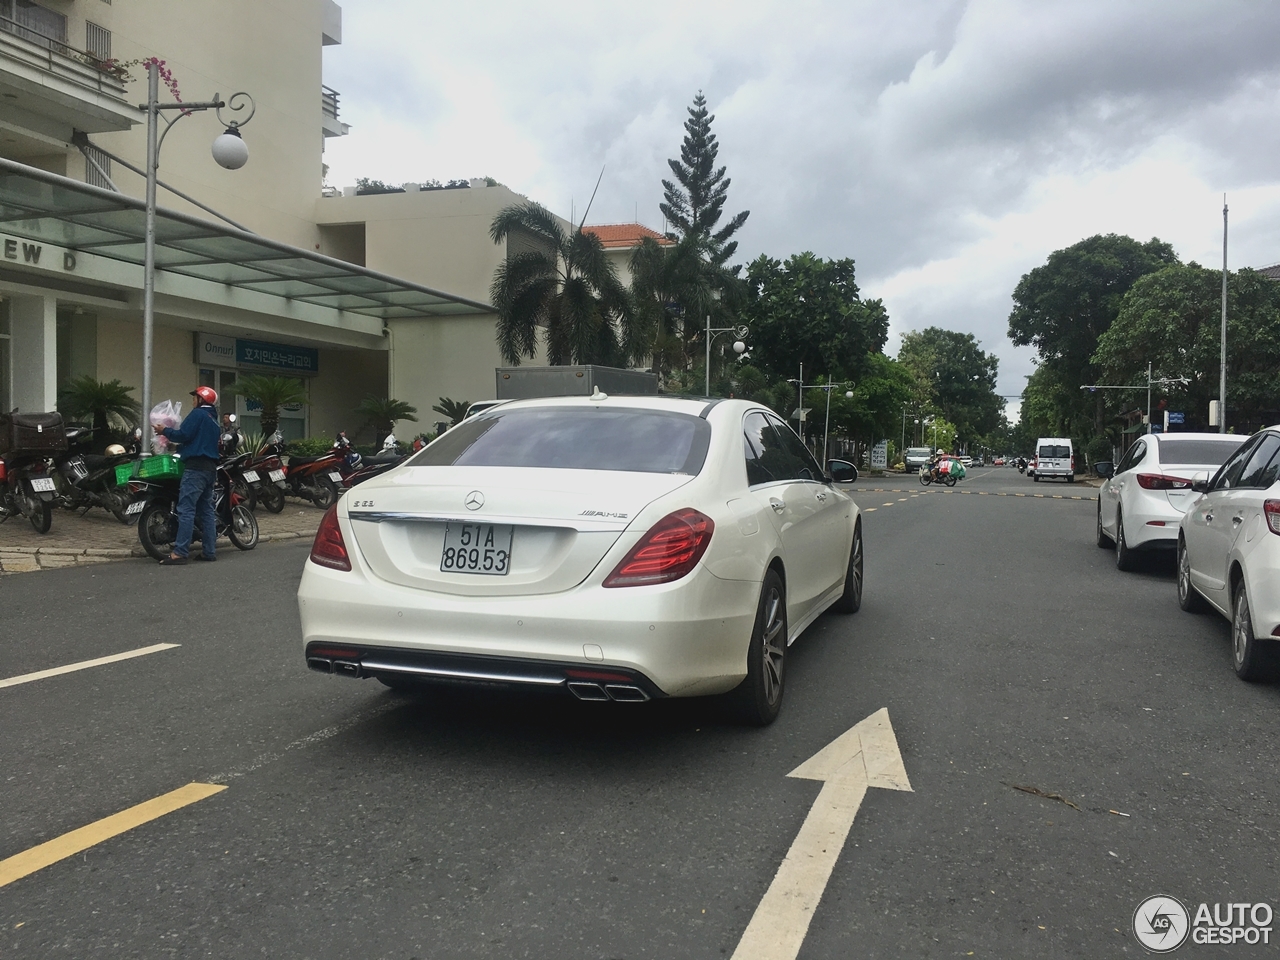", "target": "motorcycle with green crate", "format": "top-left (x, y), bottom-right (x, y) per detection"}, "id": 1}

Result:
top-left (130, 453), bottom-right (259, 561)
